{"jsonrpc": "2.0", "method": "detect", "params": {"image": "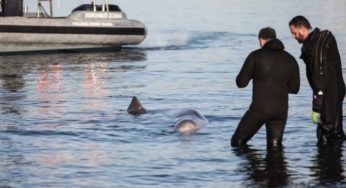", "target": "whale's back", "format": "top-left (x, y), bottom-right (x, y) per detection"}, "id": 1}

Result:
top-left (173, 109), bottom-right (208, 134)
top-left (127, 97), bottom-right (208, 134)
top-left (175, 119), bottom-right (199, 134)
